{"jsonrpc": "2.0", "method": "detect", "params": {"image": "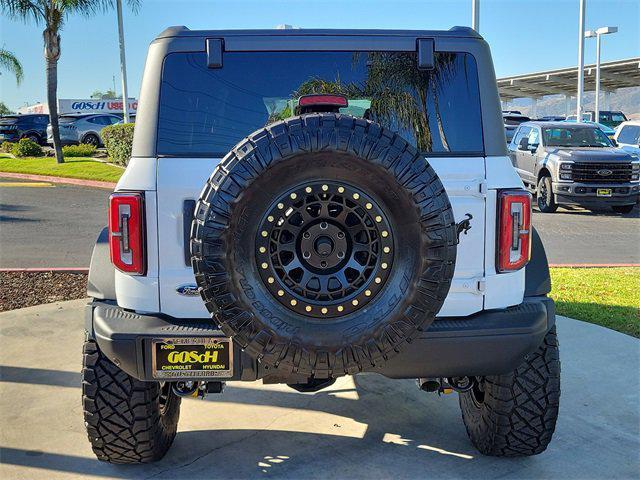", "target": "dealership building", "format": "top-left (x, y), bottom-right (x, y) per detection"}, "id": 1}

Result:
top-left (17, 98), bottom-right (138, 116)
